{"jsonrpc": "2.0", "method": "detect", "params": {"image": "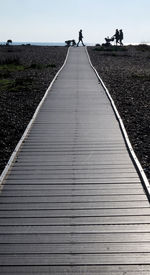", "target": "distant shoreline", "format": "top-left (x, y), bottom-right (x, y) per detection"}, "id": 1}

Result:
top-left (1, 42), bottom-right (150, 47)
top-left (0, 42), bottom-right (94, 46)
top-left (0, 42), bottom-right (66, 46)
